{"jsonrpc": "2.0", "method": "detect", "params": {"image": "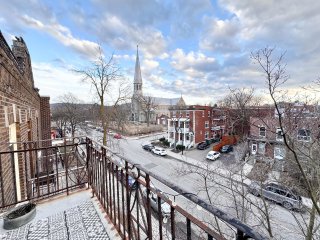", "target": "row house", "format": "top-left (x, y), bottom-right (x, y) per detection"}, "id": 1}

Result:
top-left (167, 105), bottom-right (226, 148)
top-left (248, 104), bottom-right (319, 168)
